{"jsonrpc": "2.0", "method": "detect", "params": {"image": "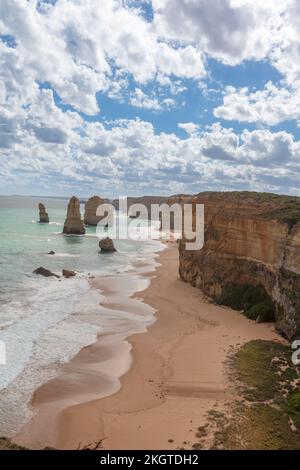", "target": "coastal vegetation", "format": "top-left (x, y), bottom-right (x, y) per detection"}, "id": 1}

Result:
top-left (192, 340), bottom-right (300, 449)
top-left (215, 284), bottom-right (275, 323)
